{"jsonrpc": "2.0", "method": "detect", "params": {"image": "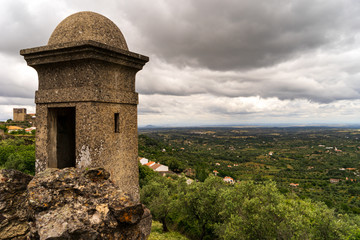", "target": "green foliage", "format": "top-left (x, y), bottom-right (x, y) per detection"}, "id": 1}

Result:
top-left (10, 129), bottom-right (26, 135)
top-left (177, 176), bottom-right (224, 239)
top-left (141, 173), bottom-right (360, 240)
top-left (139, 163), bottom-right (159, 188)
top-left (4, 151), bottom-right (35, 174)
top-left (156, 155), bottom-right (186, 173)
top-left (9, 129), bottom-right (35, 135)
top-left (0, 125), bottom-right (7, 132)
top-left (0, 137), bottom-right (35, 175)
top-left (194, 164), bottom-right (208, 182)
top-left (141, 174), bottom-right (186, 232)
top-left (215, 181), bottom-right (359, 240)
